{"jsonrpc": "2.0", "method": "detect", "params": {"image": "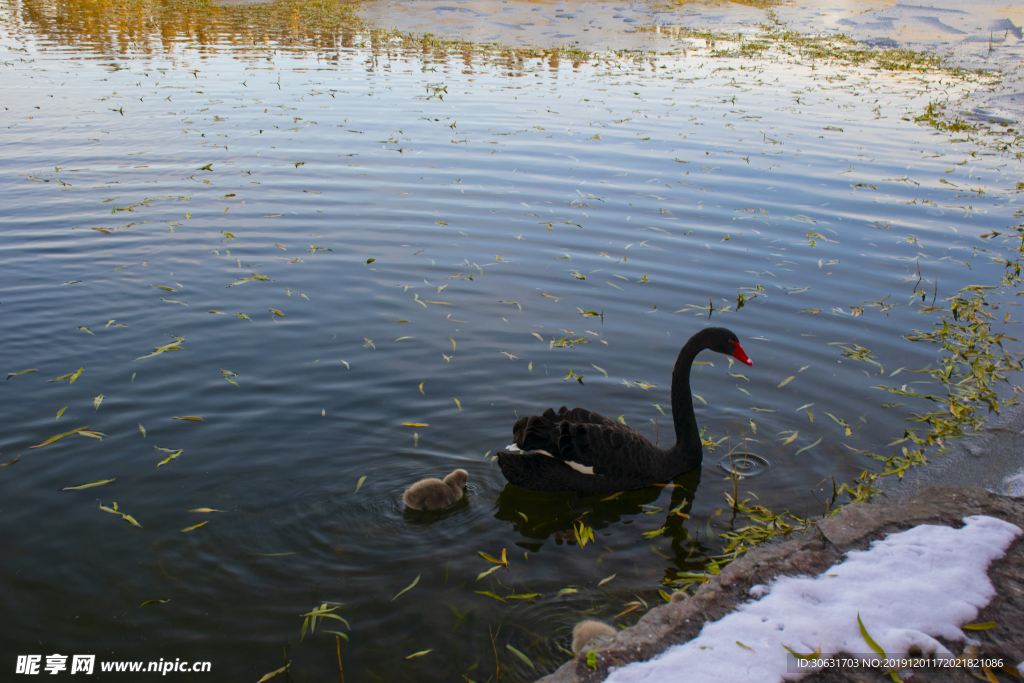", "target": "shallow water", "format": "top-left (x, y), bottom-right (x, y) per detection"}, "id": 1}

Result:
top-left (1, 1), bottom-right (1022, 680)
